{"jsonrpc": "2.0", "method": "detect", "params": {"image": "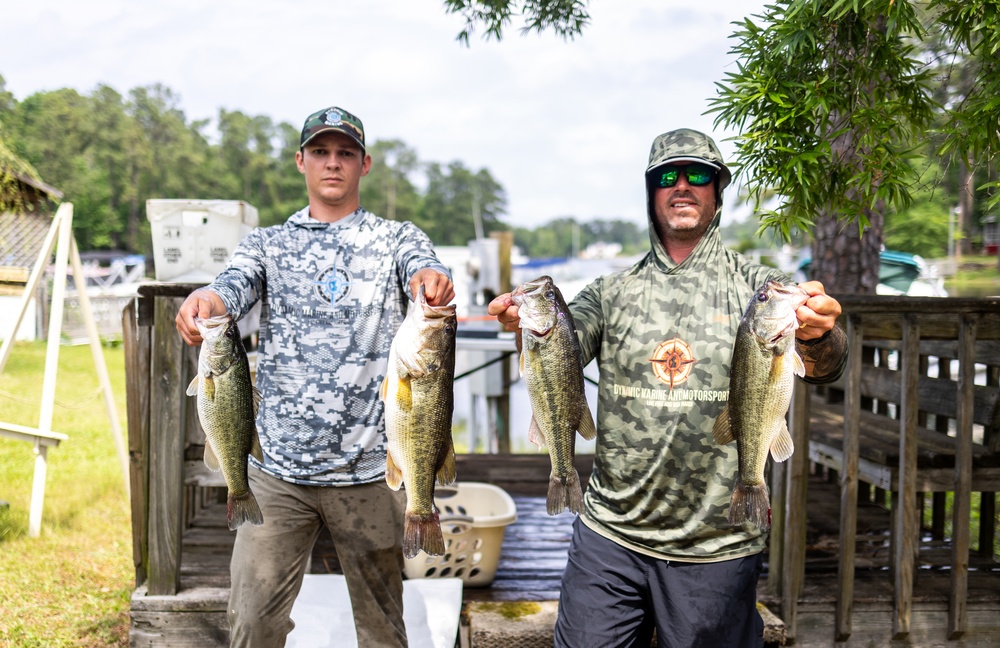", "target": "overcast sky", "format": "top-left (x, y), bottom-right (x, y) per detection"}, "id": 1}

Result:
top-left (1, 0), bottom-right (767, 228)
